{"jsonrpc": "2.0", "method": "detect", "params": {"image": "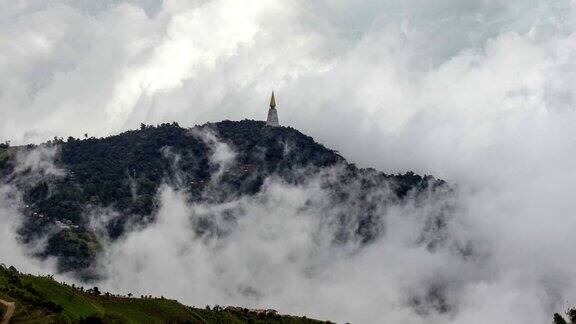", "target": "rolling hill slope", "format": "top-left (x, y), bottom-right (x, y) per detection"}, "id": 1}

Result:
top-left (0, 264), bottom-right (329, 323)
